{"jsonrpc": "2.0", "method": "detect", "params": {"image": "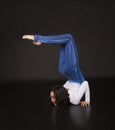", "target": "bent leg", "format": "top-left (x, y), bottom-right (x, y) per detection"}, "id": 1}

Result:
top-left (59, 40), bottom-right (85, 83)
